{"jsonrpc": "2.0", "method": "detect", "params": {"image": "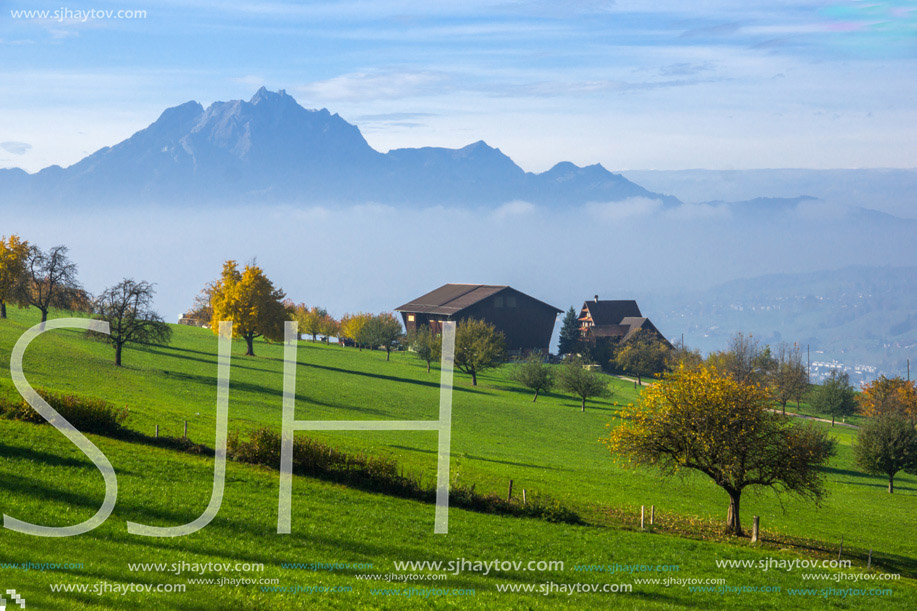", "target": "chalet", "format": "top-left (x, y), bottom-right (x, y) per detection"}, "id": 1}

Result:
top-left (578, 296), bottom-right (671, 347)
top-left (396, 284), bottom-right (562, 353)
